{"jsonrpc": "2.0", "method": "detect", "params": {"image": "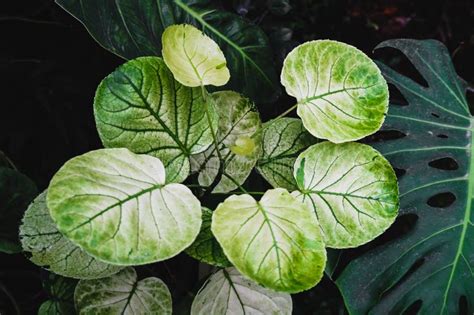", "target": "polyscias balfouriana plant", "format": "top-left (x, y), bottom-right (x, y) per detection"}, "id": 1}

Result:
top-left (18, 23), bottom-right (400, 314)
